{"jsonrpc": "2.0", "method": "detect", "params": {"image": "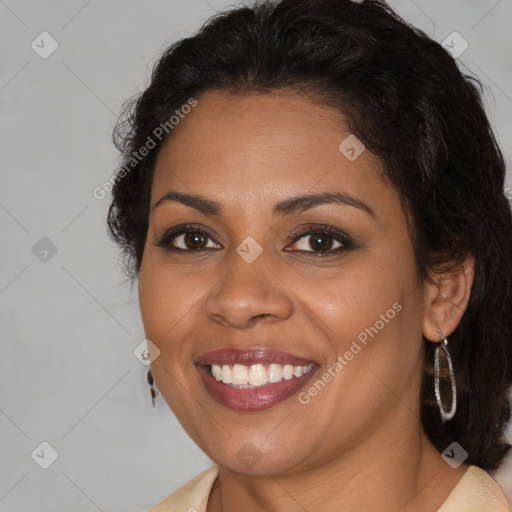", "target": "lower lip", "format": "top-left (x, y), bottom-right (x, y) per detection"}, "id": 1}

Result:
top-left (197, 365), bottom-right (318, 412)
